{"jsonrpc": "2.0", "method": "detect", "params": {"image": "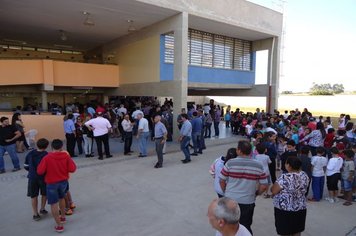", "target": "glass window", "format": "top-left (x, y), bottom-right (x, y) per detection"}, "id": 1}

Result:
top-left (164, 29), bottom-right (252, 71)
